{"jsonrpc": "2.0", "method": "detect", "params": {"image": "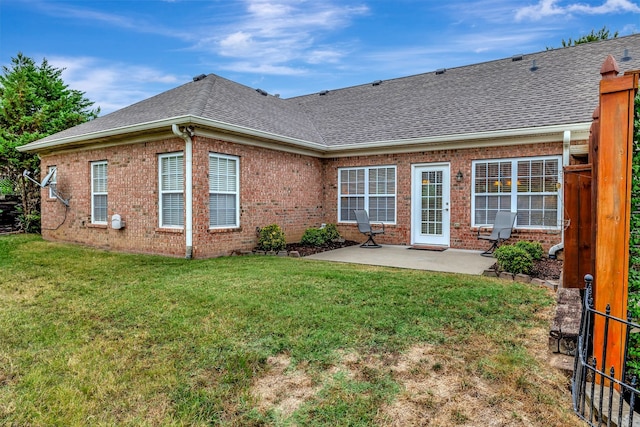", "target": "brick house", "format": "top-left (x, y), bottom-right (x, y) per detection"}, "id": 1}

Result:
top-left (18, 35), bottom-right (640, 258)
